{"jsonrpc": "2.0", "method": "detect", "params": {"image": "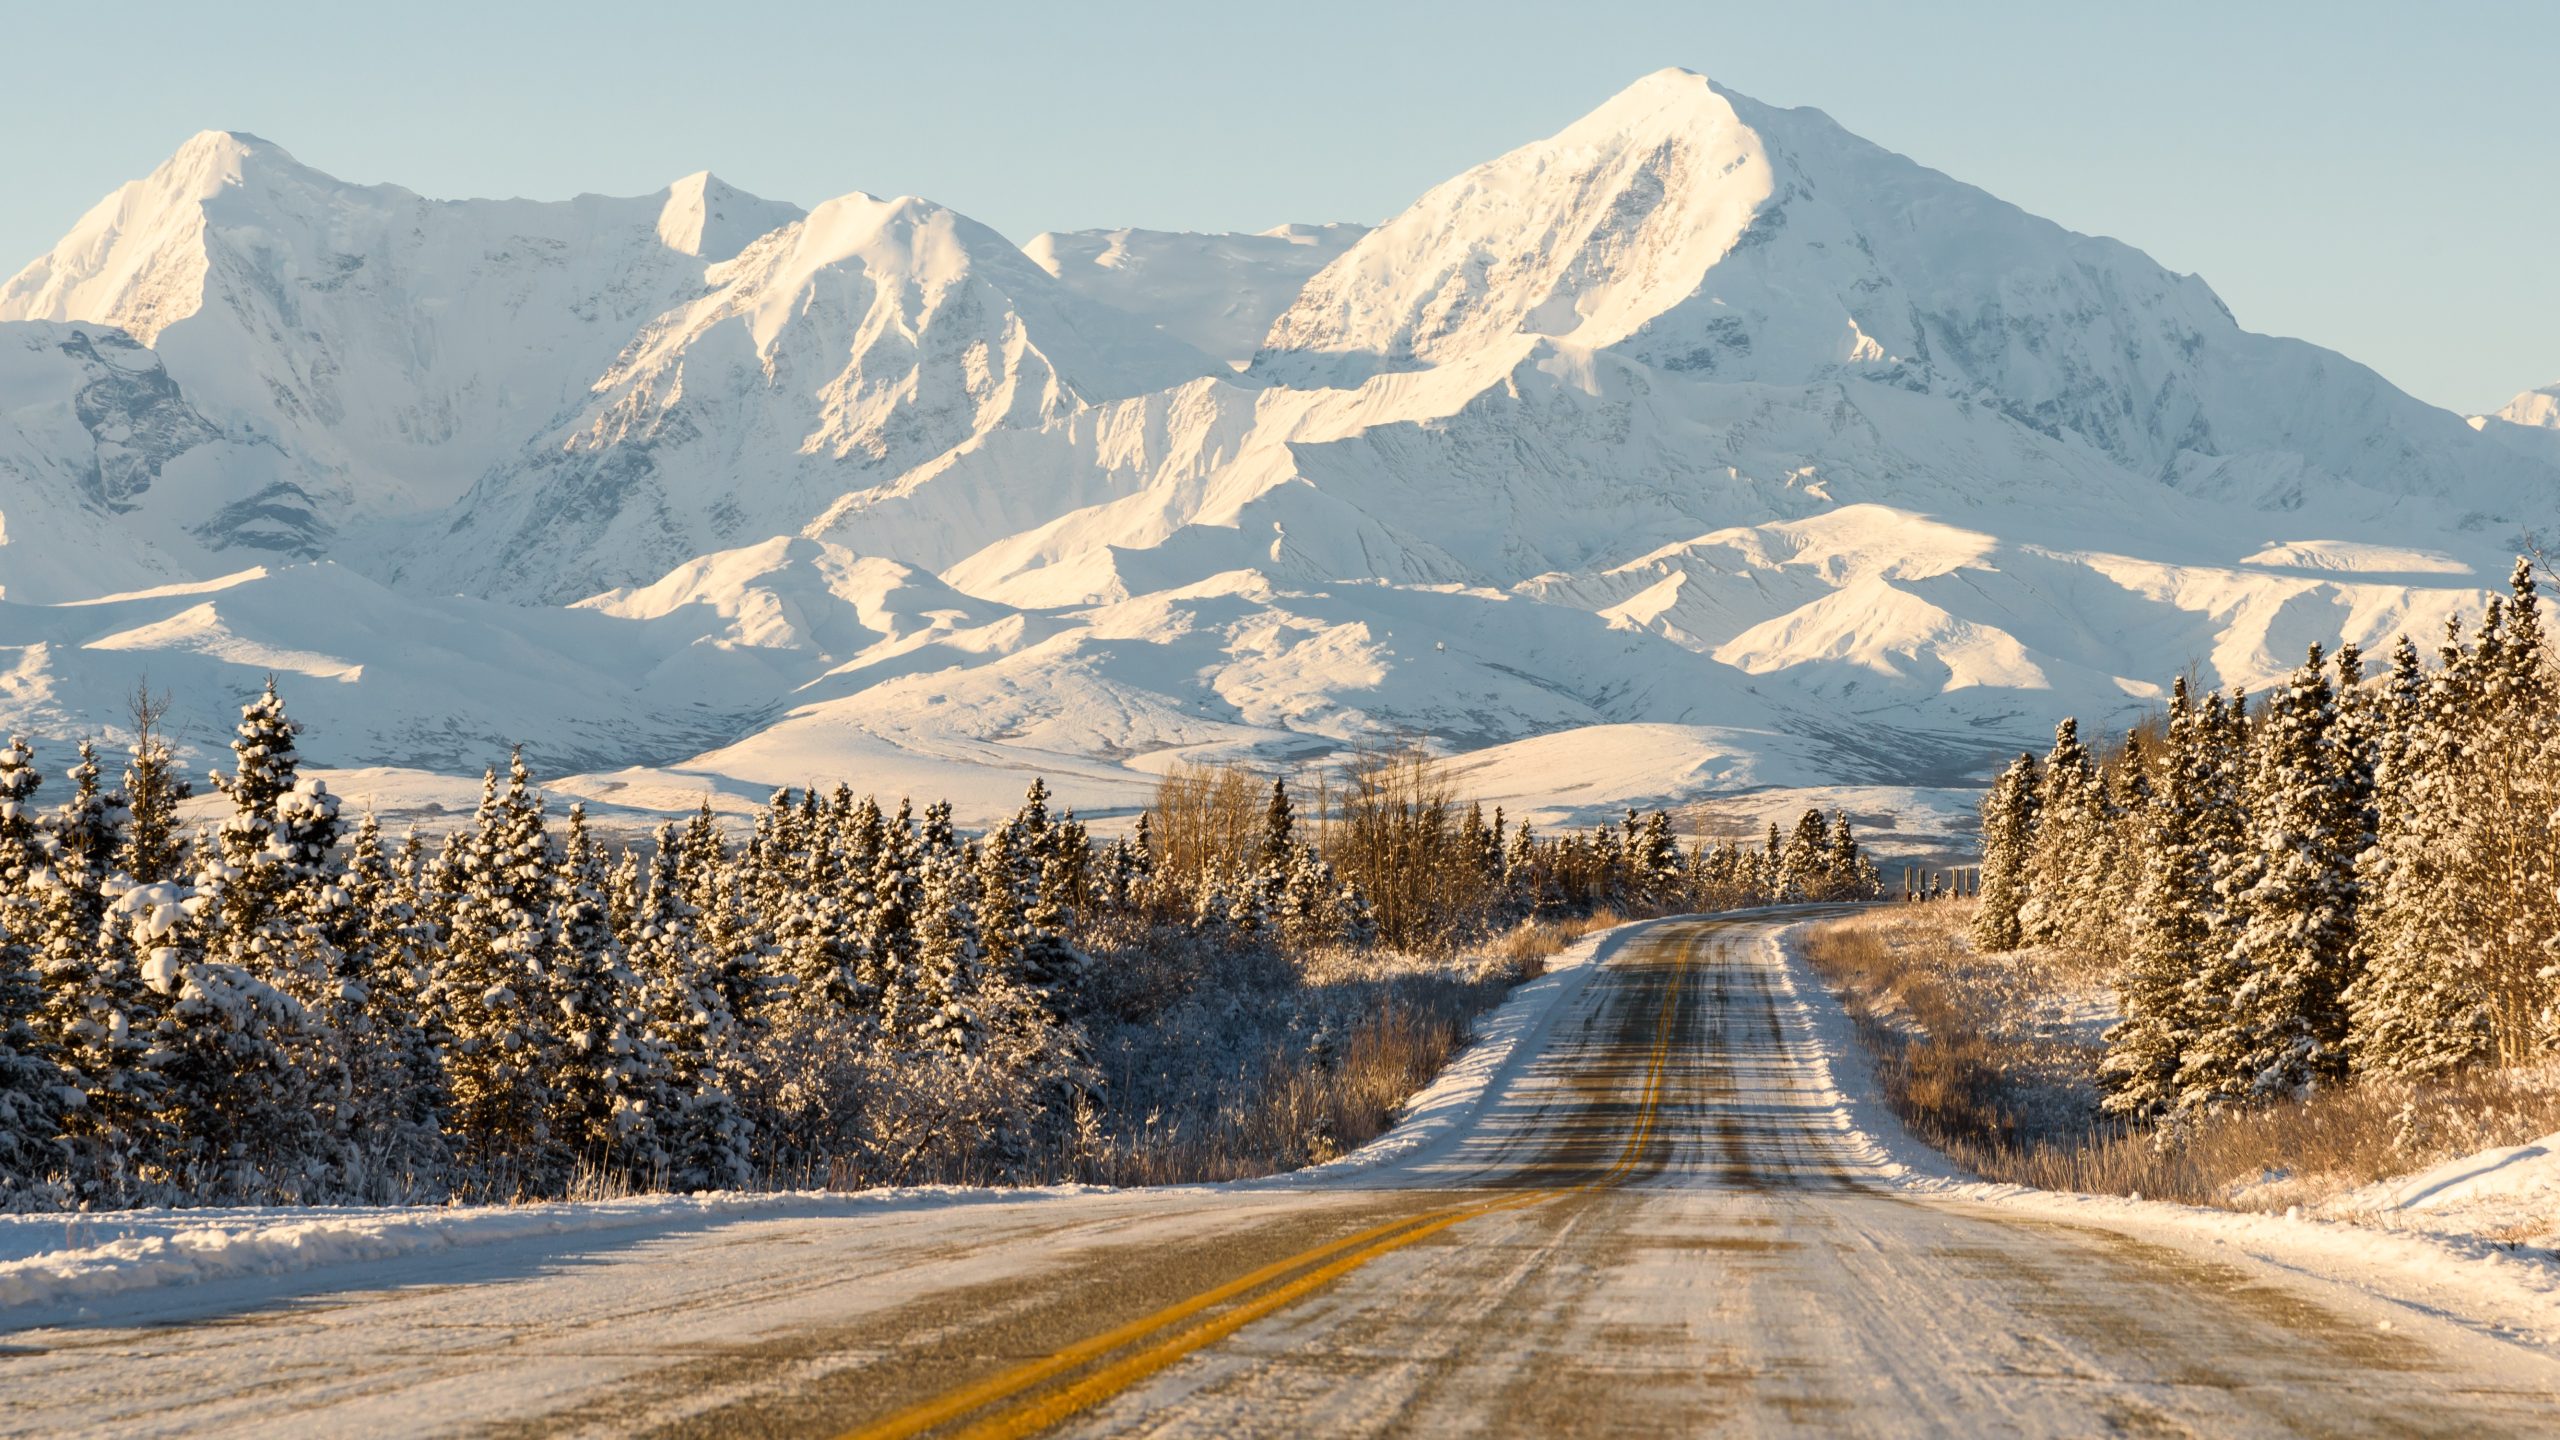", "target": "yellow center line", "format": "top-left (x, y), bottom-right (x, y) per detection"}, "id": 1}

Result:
top-left (837, 1207), bottom-right (1476, 1440)
top-left (947, 1190), bottom-right (1559, 1440)
top-left (839, 933), bottom-right (1698, 1440)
